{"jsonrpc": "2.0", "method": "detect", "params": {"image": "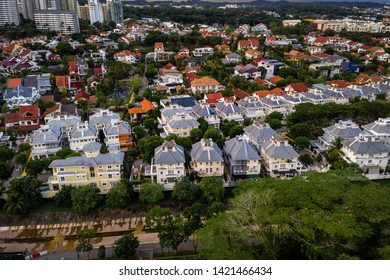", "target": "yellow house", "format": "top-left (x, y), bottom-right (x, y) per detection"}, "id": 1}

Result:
top-left (46, 151), bottom-right (125, 198)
